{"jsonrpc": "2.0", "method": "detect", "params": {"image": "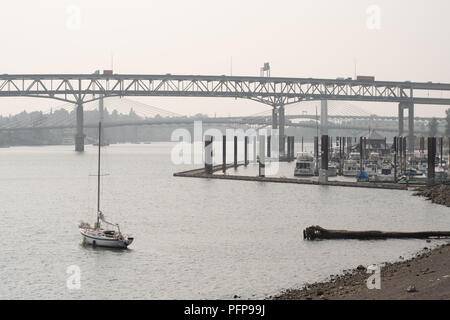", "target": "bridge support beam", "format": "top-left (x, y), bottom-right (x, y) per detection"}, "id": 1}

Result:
top-left (278, 105), bottom-right (285, 156)
top-left (259, 134), bottom-right (265, 177)
top-left (287, 136), bottom-right (291, 161)
top-left (398, 103), bottom-right (404, 137)
top-left (234, 136), bottom-right (238, 169)
top-left (399, 102), bottom-right (415, 152)
top-left (253, 136), bottom-right (257, 164)
top-left (427, 137), bottom-right (436, 185)
top-left (75, 102), bottom-right (85, 152)
top-left (408, 103), bottom-right (415, 153)
top-left (244, 136), bottom-right (248, 166)
top-left (205, 135), bottom-right (213, 174)
top-left (320, 100), bottom-right (328, 136)
top-left (272, 107), bottom-right (278, 130)
top-left (319, 135), bottom-right (329, 183)
top-left (314, 136), bottom-right (319, 175)
top-left (222, 135), bottom-right (226, 173)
